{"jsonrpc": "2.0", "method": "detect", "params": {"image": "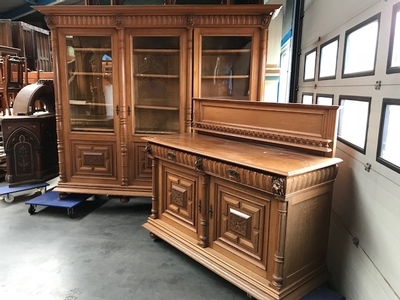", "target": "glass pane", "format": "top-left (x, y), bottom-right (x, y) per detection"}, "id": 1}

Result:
top-left (319, 39), bottom-right (338, 79)
top-left (344, 18), bottom-right (379, 75)
top-left (66, 36), bottom-right (114, 132)
top-left (302, 94), bottom-right (313, 104)
top-left (379, 103), bottom-right (400, 167)
top-left (390, 10), bottom-right (400, 68)
top-left (338, 98), bottom-right (370, 151)
top-left (304, 49), bottom-right (316, 81)
top-left (317, 96), bottom-right (333, 105)
top-left (201, 36), bottom-right (252, 100)
top-left (133, 36), bottom-right (180, 134)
